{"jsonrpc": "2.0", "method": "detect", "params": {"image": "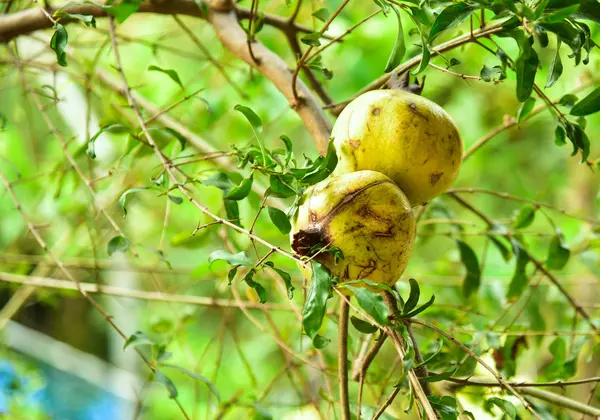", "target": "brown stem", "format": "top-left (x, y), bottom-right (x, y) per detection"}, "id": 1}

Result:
top-left (338, 298), bottom-right (351, 420)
